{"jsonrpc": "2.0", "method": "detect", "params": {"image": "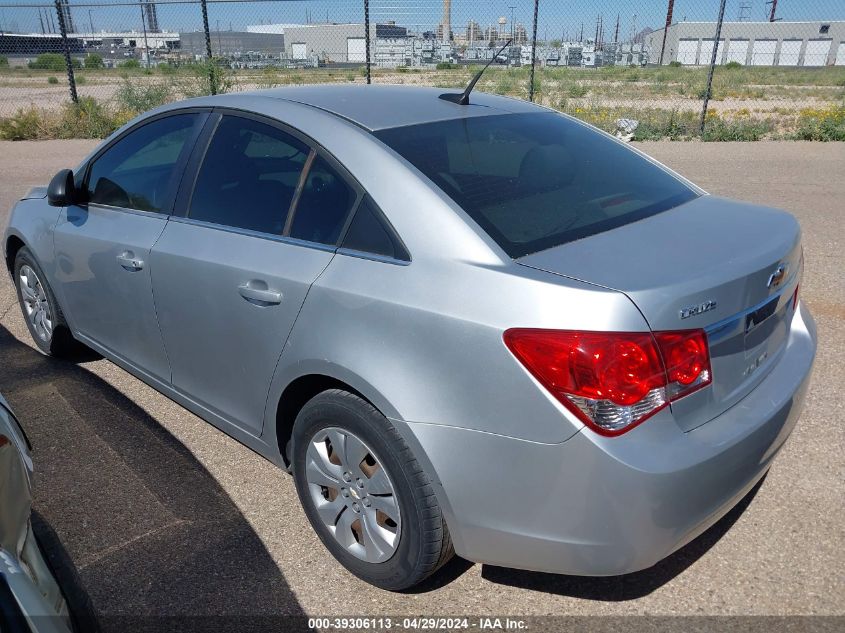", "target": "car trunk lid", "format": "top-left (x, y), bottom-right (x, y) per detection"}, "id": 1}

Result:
top-left (518, 195), bottom-right (802, 431)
